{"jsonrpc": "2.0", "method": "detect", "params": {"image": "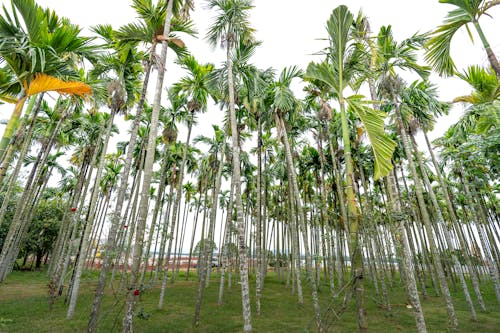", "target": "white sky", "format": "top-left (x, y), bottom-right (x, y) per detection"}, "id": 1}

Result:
top-left (1, 0), bottom-right (499, 252)
top-left (2, 0), bottom-right (499, 138)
